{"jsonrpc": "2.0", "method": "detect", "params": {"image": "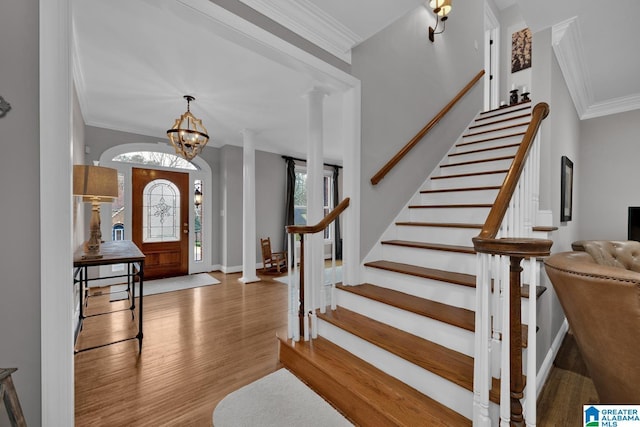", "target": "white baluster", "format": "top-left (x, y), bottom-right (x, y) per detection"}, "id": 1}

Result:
top-left (525, 257), bottom-right (538, 427)
top-left (474, 253), bottom-right (492, 427)
top-left (500, 253), bottom-right (511, 426)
